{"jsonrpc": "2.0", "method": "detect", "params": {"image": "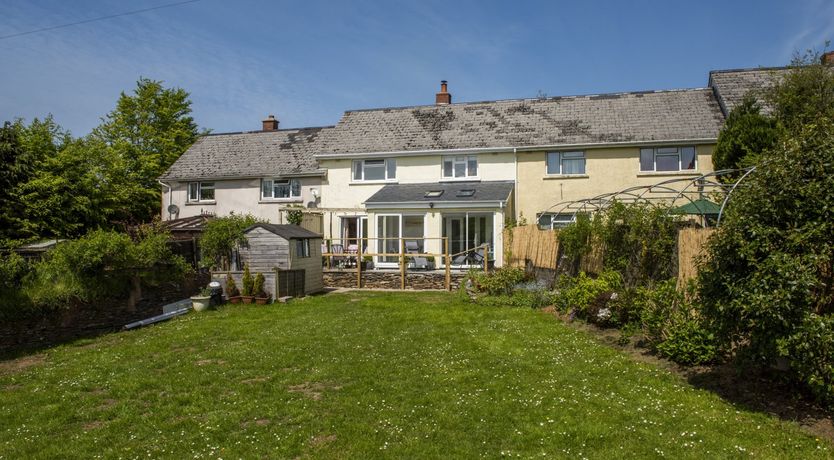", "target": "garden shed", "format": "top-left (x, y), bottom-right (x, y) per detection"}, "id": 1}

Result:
top-left (214, 224), bottom-right (323, 299)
